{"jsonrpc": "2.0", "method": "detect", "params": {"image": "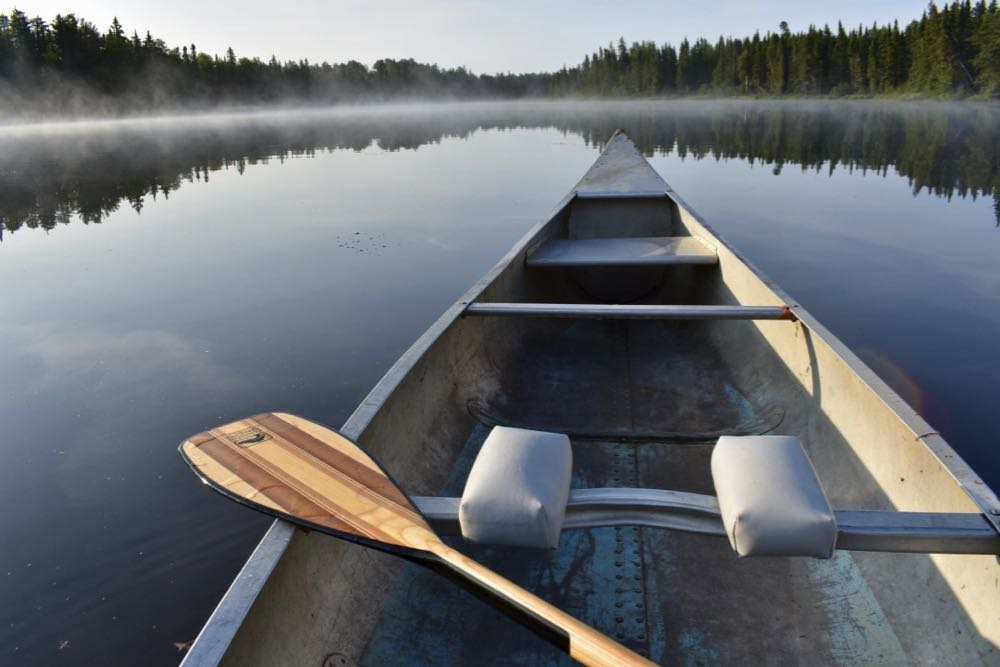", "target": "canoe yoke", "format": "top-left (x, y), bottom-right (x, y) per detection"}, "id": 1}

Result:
top-left (419, 428), bottom-right (1000, 557)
